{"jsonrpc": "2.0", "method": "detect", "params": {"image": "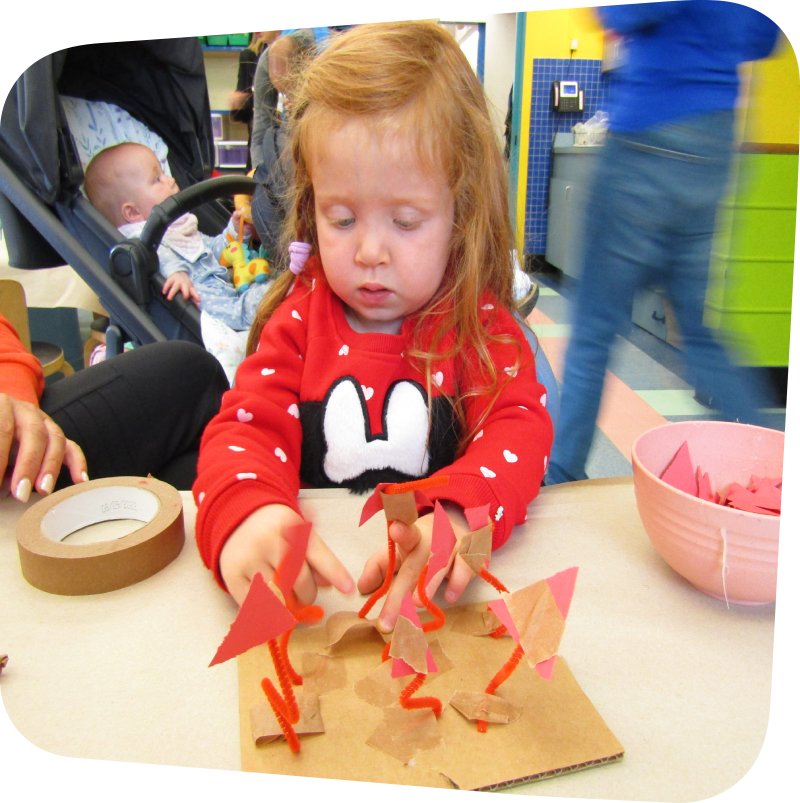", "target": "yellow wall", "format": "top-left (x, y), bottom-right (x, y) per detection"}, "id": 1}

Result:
top-left (742, 33), bottom-right (800, 145)
top-left (515, 7), bottom-right (604, 245)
